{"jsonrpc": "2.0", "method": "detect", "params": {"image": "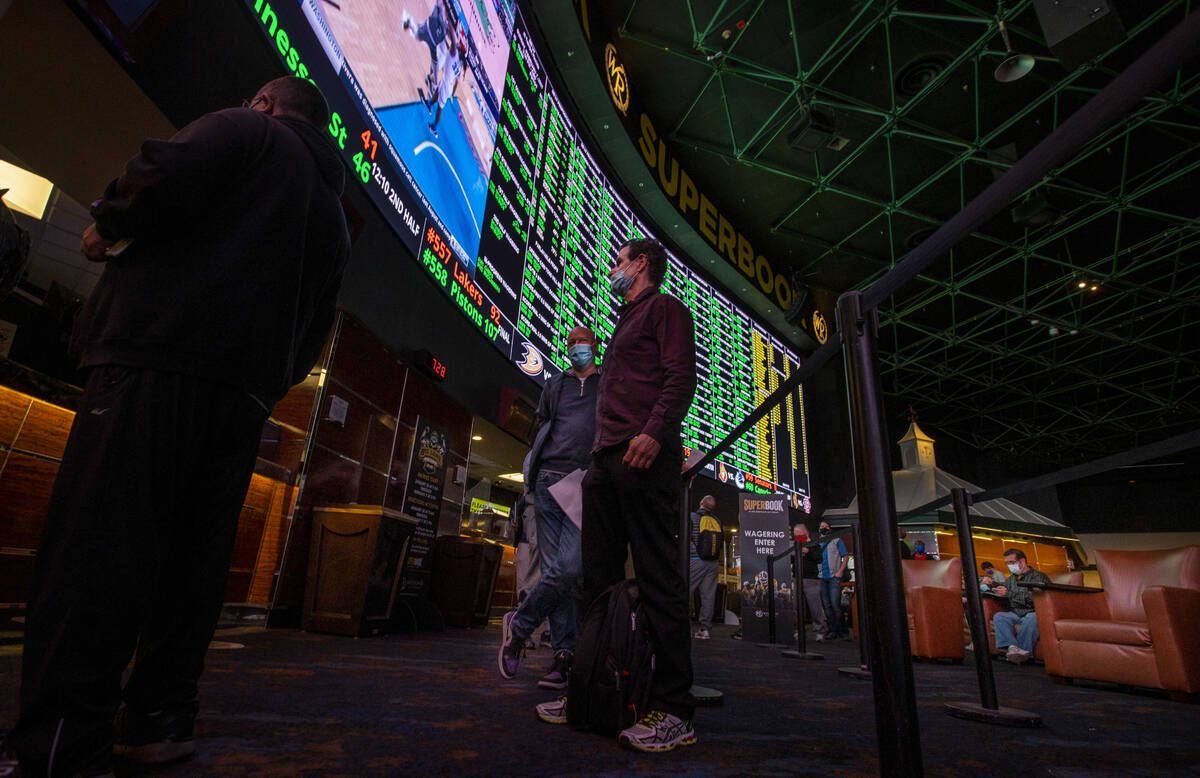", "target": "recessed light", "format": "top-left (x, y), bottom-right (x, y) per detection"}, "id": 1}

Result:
top-left (472, 435), bottom-right (483, 441)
